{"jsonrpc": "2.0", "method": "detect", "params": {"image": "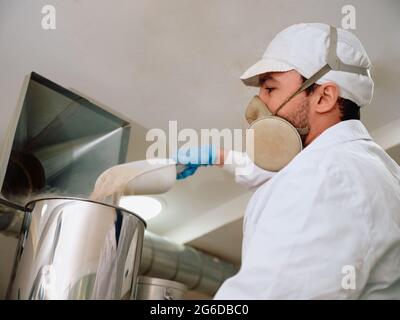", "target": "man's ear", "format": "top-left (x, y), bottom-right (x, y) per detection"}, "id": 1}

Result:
top-left (314, 82), bottom-right (340, 114)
